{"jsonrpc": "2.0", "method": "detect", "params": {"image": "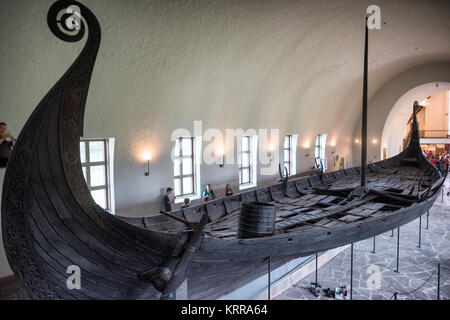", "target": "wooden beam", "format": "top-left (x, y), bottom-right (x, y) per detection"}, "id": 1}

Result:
top-left (361, 18), bottom-right (369, 187)
top-left (159, 210), bottom-right (197, 229)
